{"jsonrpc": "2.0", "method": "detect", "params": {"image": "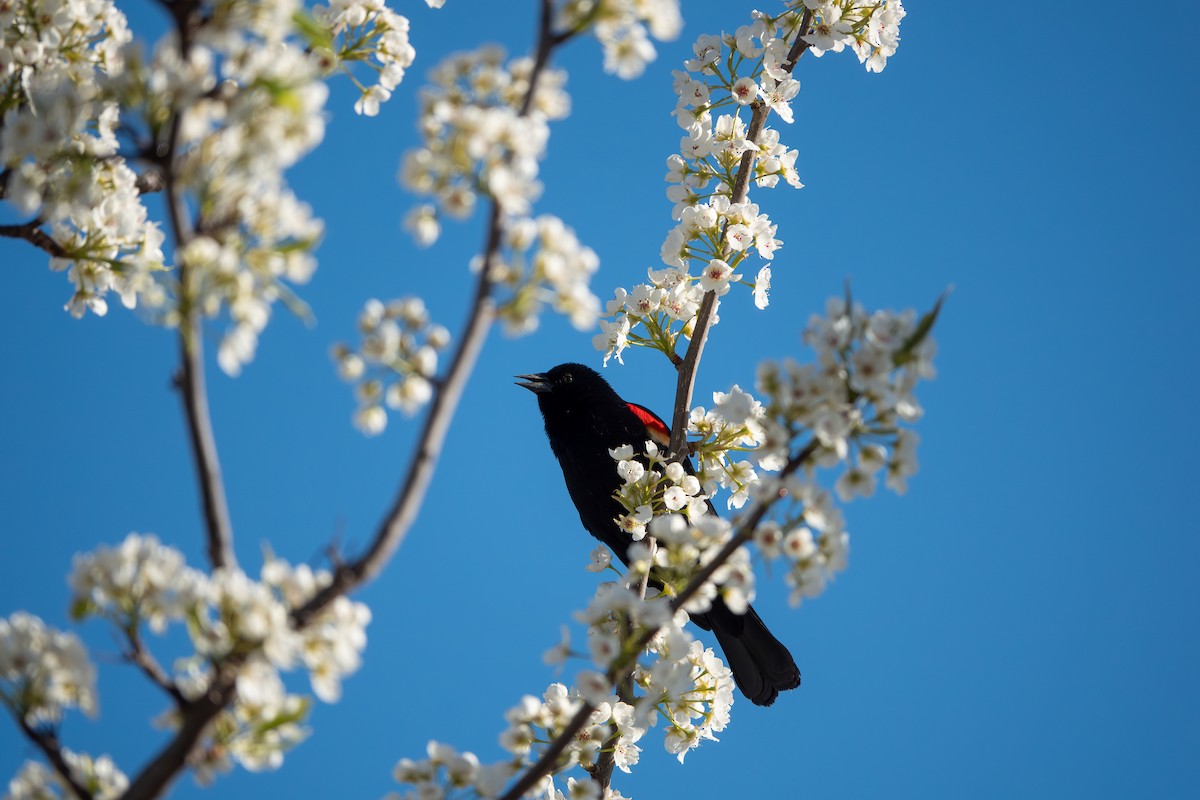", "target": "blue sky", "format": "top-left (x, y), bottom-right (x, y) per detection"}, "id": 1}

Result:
top-left (2, 1), bottom-right (1198, 798)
